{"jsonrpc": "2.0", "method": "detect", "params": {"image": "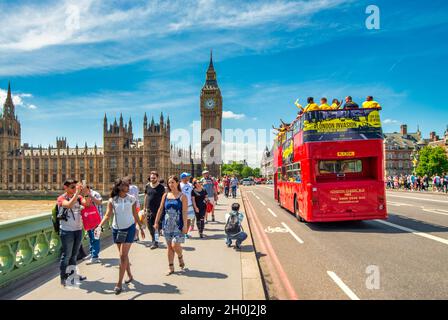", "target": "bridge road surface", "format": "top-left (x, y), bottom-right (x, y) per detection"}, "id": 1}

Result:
top-left (0, 192), bottom-right (264, 300)
top-left (242, 185), bottom-right (448, 300)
